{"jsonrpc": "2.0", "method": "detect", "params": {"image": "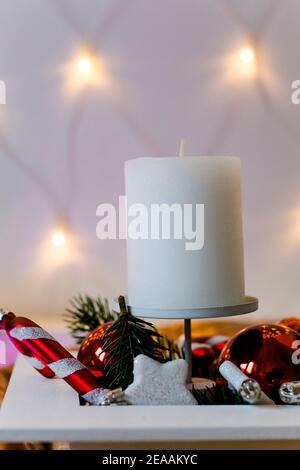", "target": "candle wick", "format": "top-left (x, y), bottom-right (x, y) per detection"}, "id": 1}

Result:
top-left (179, 138), bottom-right (186, 157)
